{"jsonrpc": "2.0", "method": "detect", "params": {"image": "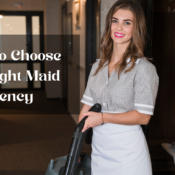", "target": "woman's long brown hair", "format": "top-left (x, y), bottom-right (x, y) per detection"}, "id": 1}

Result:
top-left (93, 0), bottom-right (151, 79)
